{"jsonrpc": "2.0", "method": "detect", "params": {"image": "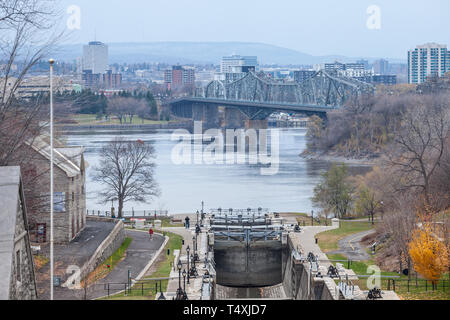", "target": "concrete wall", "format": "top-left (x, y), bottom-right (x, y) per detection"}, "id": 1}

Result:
top-left (214, 240), bottom-right (284, 287)
top-left (63, 217), bottom-right (125, 289)
top-left (282, 234), bottom-right (338, 300)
